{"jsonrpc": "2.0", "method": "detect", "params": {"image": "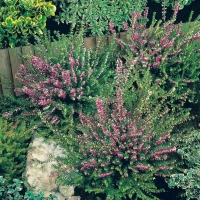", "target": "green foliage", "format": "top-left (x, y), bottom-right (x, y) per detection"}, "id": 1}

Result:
top-left (51, 0), bottom-right (148, 37)
top-left (0, 95), bottom-right (37, 121)
top-left (0, 176), bottom-right (57, 199)
top-left (0, 0), bottom-right (56, 48)
top-left (55, 56), bottom-right (190, 200)
top-left (0, 117), bottom-right (34, 185)
top-left (166, 130), bottom-right (200, 200)
top-left (152, 0), bottom-right (195, 10)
